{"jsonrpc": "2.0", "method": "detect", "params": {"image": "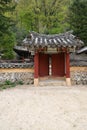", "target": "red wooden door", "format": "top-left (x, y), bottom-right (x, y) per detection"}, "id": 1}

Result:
top-left (52, 53), bottom-right (65, 77)
top-left (39, 53), bottom-right (49, 77)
